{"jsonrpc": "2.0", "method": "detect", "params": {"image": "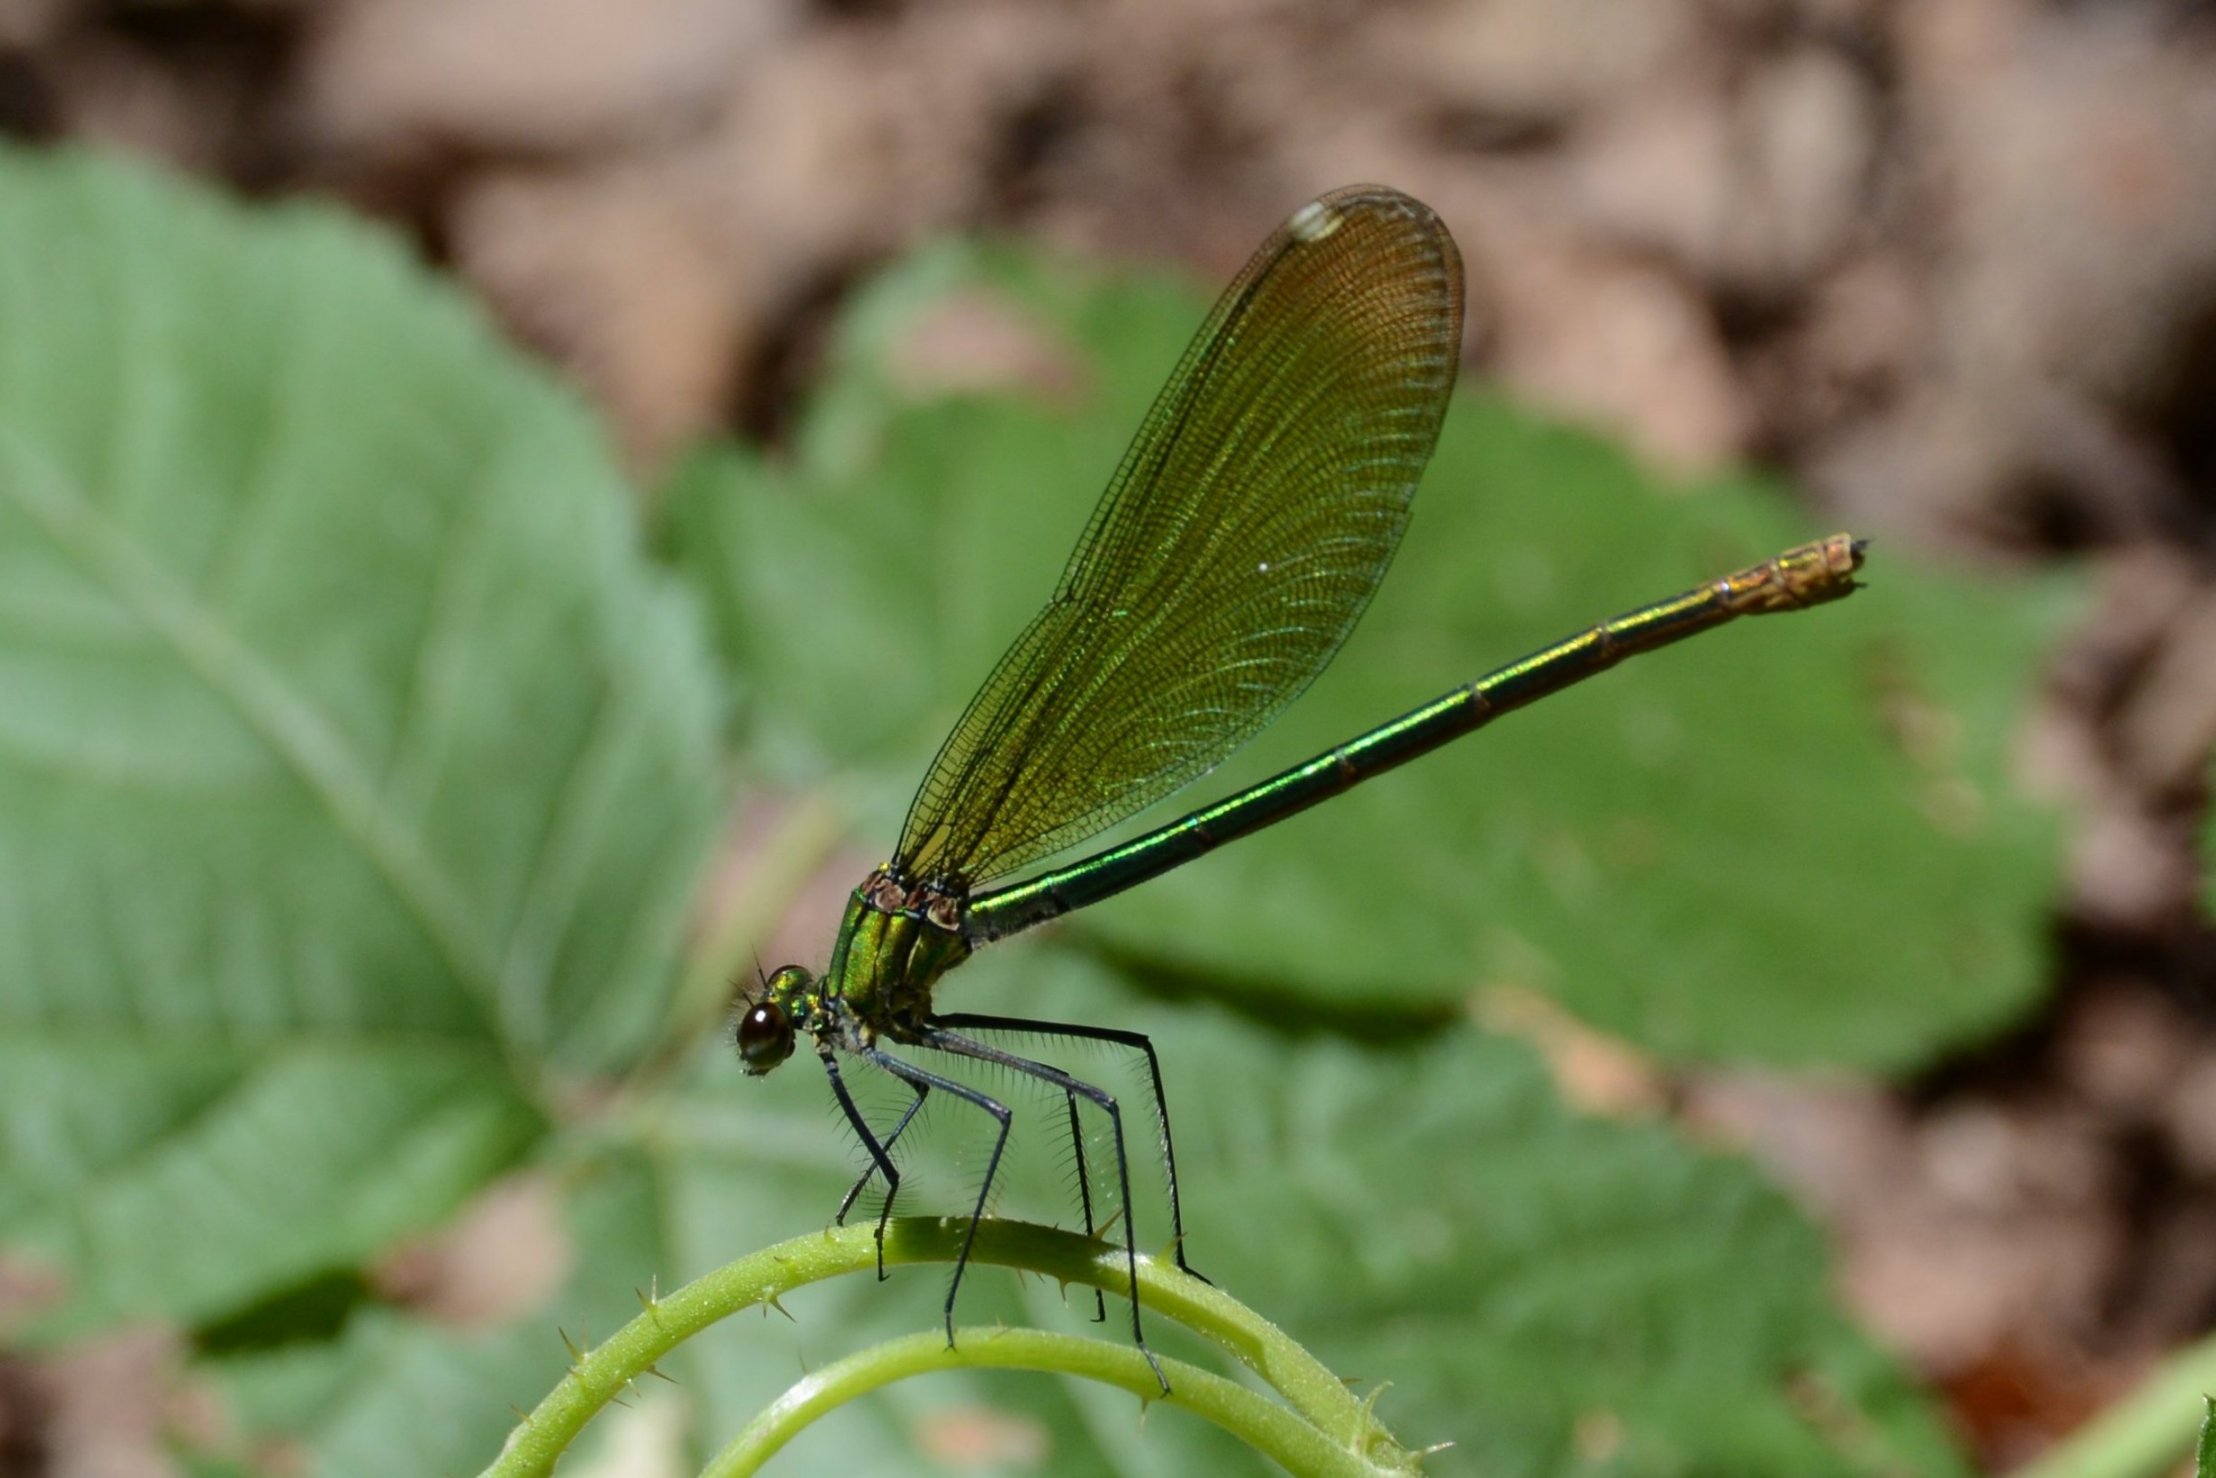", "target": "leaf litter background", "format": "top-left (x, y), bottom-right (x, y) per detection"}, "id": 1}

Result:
top-left (1, 3), bottom-right (2214, 1475)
